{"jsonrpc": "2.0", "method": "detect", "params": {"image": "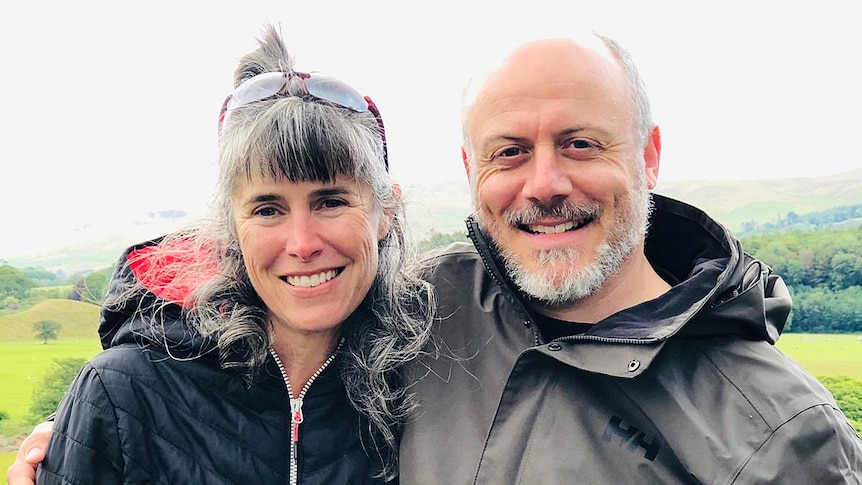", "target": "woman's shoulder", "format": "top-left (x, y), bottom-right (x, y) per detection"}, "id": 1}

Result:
top-left (84, 343), bottom-right (221, 388)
